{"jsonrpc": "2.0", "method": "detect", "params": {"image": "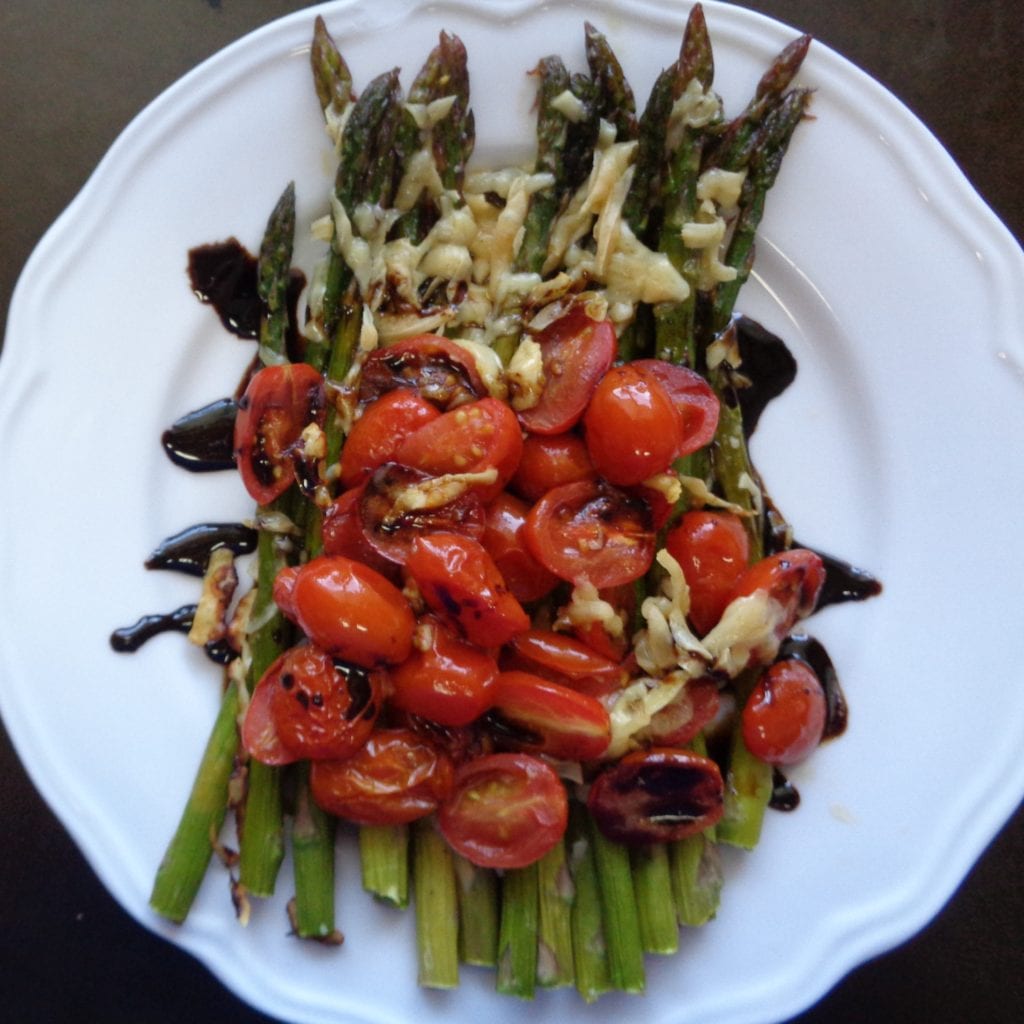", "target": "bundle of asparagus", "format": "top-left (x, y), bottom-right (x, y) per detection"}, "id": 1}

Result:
top-left (148, 5), bottom-right (821, 1002)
